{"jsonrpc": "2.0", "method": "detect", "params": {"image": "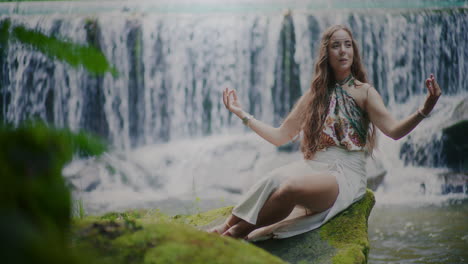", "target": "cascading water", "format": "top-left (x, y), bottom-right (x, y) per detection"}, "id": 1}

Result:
top-left (1, 1), bottom-right (467, 263)
top-left (2, 5), bottom-right (467, 148)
